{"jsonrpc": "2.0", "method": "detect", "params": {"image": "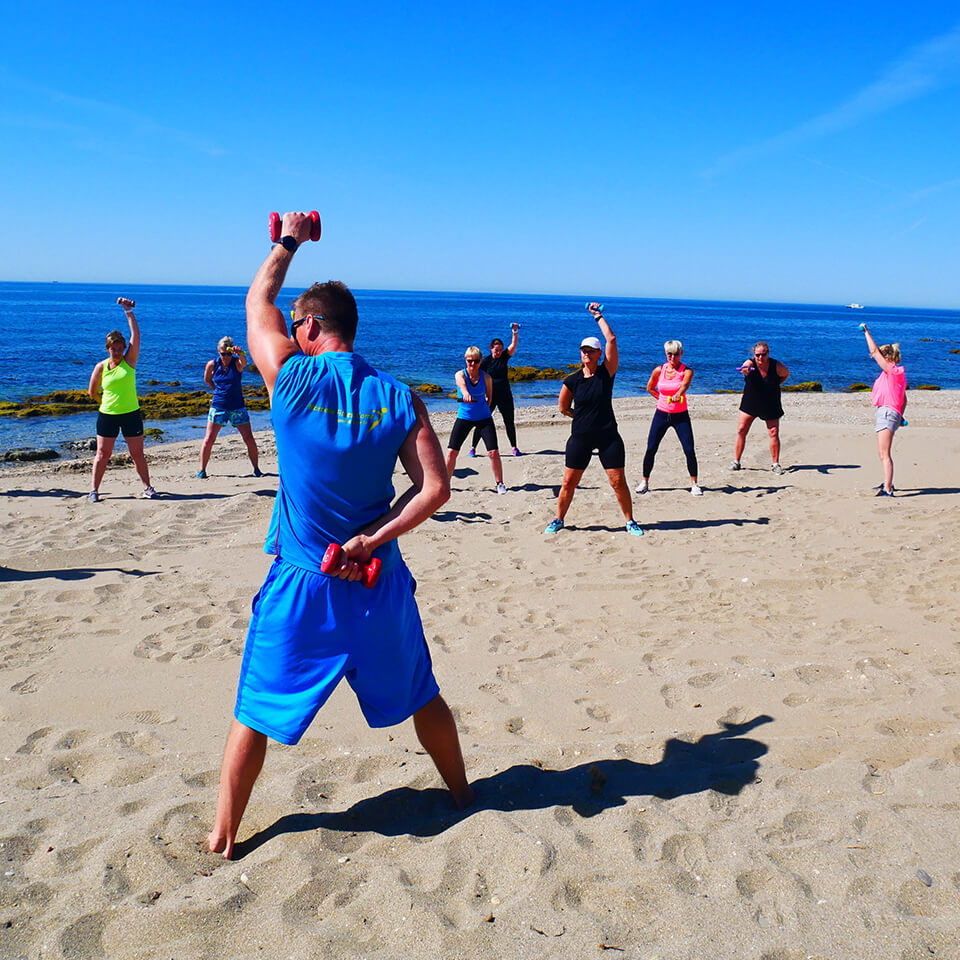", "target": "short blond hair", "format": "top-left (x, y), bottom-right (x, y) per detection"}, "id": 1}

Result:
top-left (664, 340), bottom-right (683, 355)
top-left (879, 343), bottom-right (901, 364)
top-left (464, 346), bottom-right (482, 361)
